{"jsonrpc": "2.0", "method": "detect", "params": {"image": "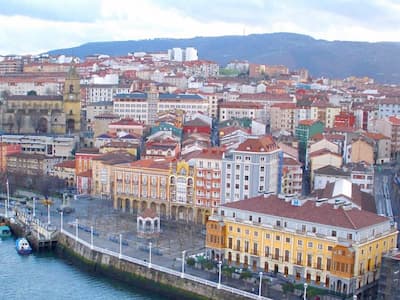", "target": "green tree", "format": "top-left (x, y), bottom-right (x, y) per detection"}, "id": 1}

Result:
top-left (27, 90), bottom-right (37, 96)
